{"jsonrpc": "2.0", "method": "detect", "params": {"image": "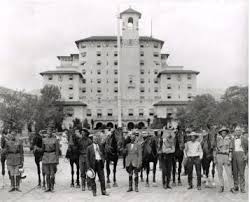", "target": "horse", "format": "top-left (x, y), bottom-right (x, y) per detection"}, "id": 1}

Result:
top-left (172, 128), bottom-right (184, 186)
top-left (201, 130), bottom-right (216, 187)
top-left (103, 129), bottom-right (123, 188)
top-left (140, 134), bottom-right (158, 187)
top-left (66, 131), bottom-right (80, 188)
